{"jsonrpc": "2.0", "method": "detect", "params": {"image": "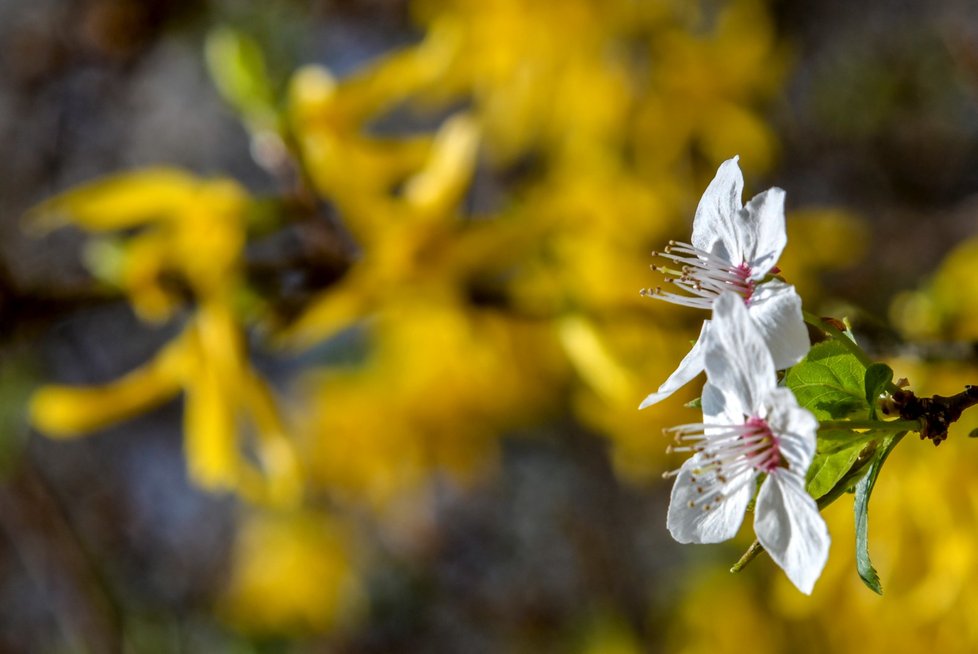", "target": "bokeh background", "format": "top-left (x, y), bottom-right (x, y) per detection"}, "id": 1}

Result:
top-left (3, 0), bottom-right (978, 652)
